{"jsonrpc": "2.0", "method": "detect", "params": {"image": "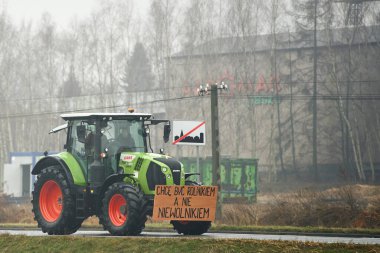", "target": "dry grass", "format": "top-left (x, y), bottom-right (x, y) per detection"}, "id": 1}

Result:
top-left (0, 195), bottom-right (35, 224)
top-left (82, 216), bottom-right (101, 227)
top-left (222, 184), bottom-right (380, 228)
top-left (1, 184), bottom-right (379, 229)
